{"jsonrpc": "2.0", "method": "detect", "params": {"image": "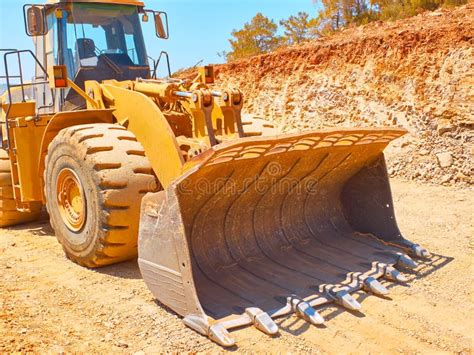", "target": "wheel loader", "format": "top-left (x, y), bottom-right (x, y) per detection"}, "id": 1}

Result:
top-left (1, 0), bottom-right (431, 347)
